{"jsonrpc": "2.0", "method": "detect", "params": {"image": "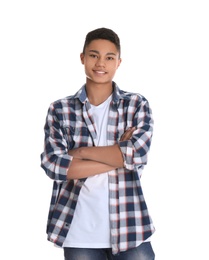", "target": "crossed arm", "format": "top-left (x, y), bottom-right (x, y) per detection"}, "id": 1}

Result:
top-left (67, 127), bottom-right (135, 179)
